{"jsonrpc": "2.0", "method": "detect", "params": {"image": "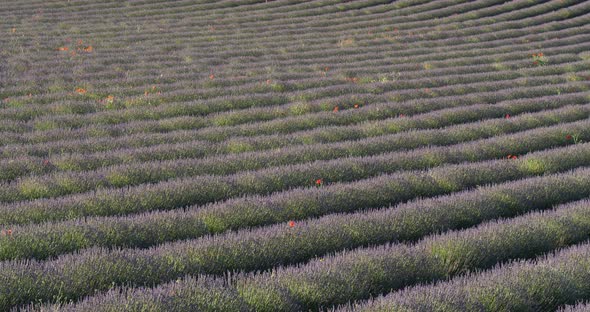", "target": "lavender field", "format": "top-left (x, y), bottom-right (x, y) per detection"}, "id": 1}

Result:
top-left (1, 0), bottom-right (590, 311)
